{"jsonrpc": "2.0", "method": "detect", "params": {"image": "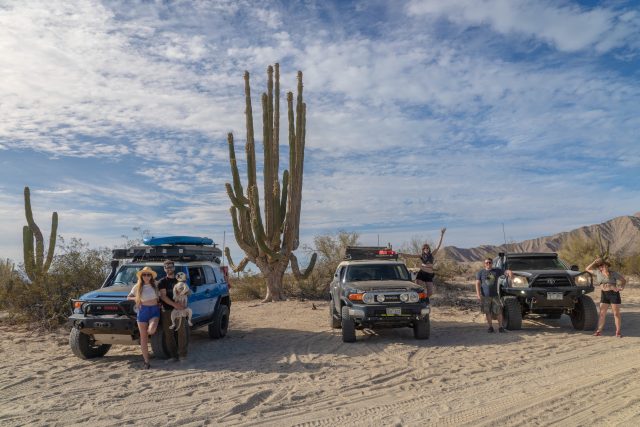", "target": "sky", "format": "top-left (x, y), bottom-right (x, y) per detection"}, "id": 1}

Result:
top-left (1, 0), bottom-right (639, 266)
